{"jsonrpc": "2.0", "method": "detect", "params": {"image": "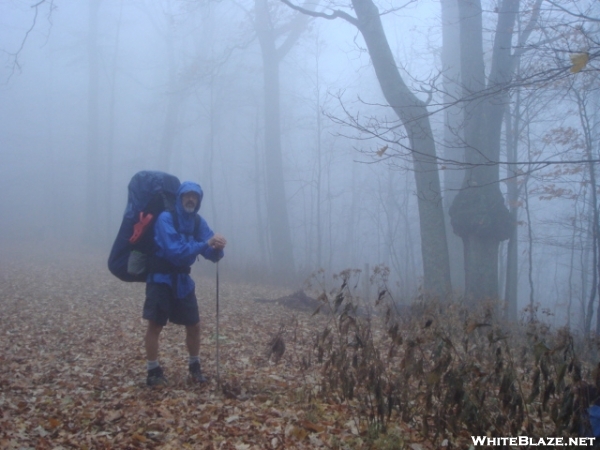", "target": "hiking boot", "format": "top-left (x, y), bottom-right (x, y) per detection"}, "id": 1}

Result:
top-left (147, 366), bottom-right (167, 386)
top-left (188, 361), bottom-right (207, 384)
